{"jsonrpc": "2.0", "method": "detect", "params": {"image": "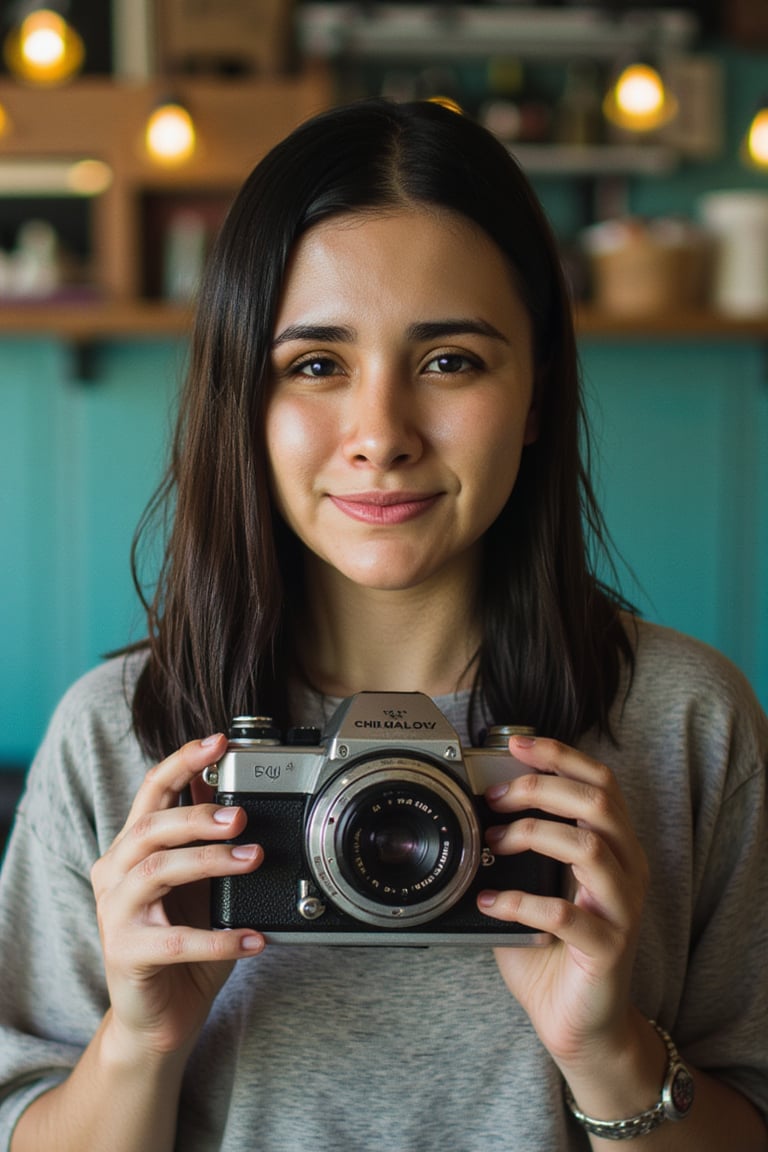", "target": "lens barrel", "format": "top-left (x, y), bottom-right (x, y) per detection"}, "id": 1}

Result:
top-left (336, 781), bottom-right (463, 906)
top-left (306, 754), bottom-right (480, 928)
